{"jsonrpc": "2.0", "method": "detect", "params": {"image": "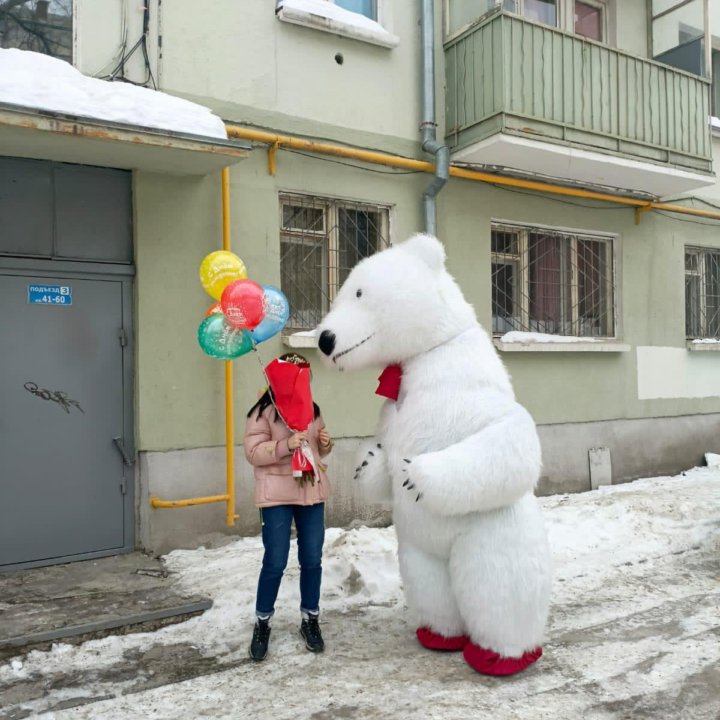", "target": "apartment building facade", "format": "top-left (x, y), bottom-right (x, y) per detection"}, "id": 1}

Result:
top-left (1, 0), bottom-right (719, 565)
